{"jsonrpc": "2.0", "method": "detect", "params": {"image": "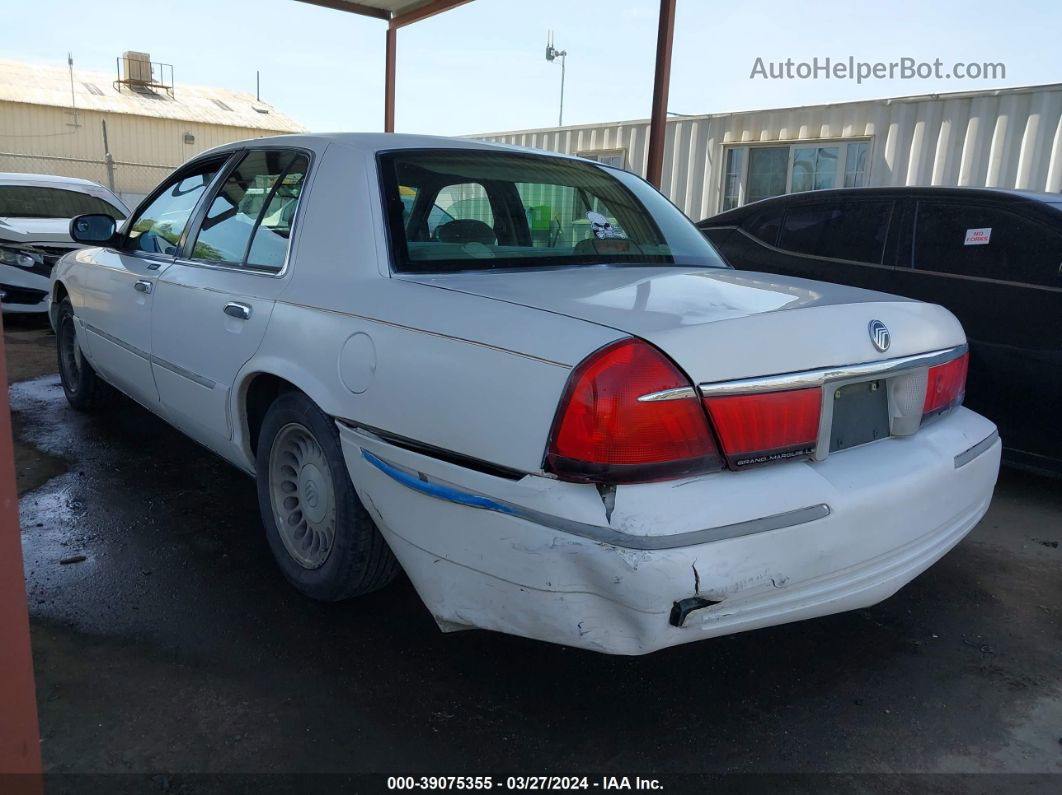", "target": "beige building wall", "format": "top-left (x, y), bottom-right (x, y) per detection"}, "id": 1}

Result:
top-left (0, 100), bottom-right (298, 205)
top-left (472, 83), bottom-right (1062, 220)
